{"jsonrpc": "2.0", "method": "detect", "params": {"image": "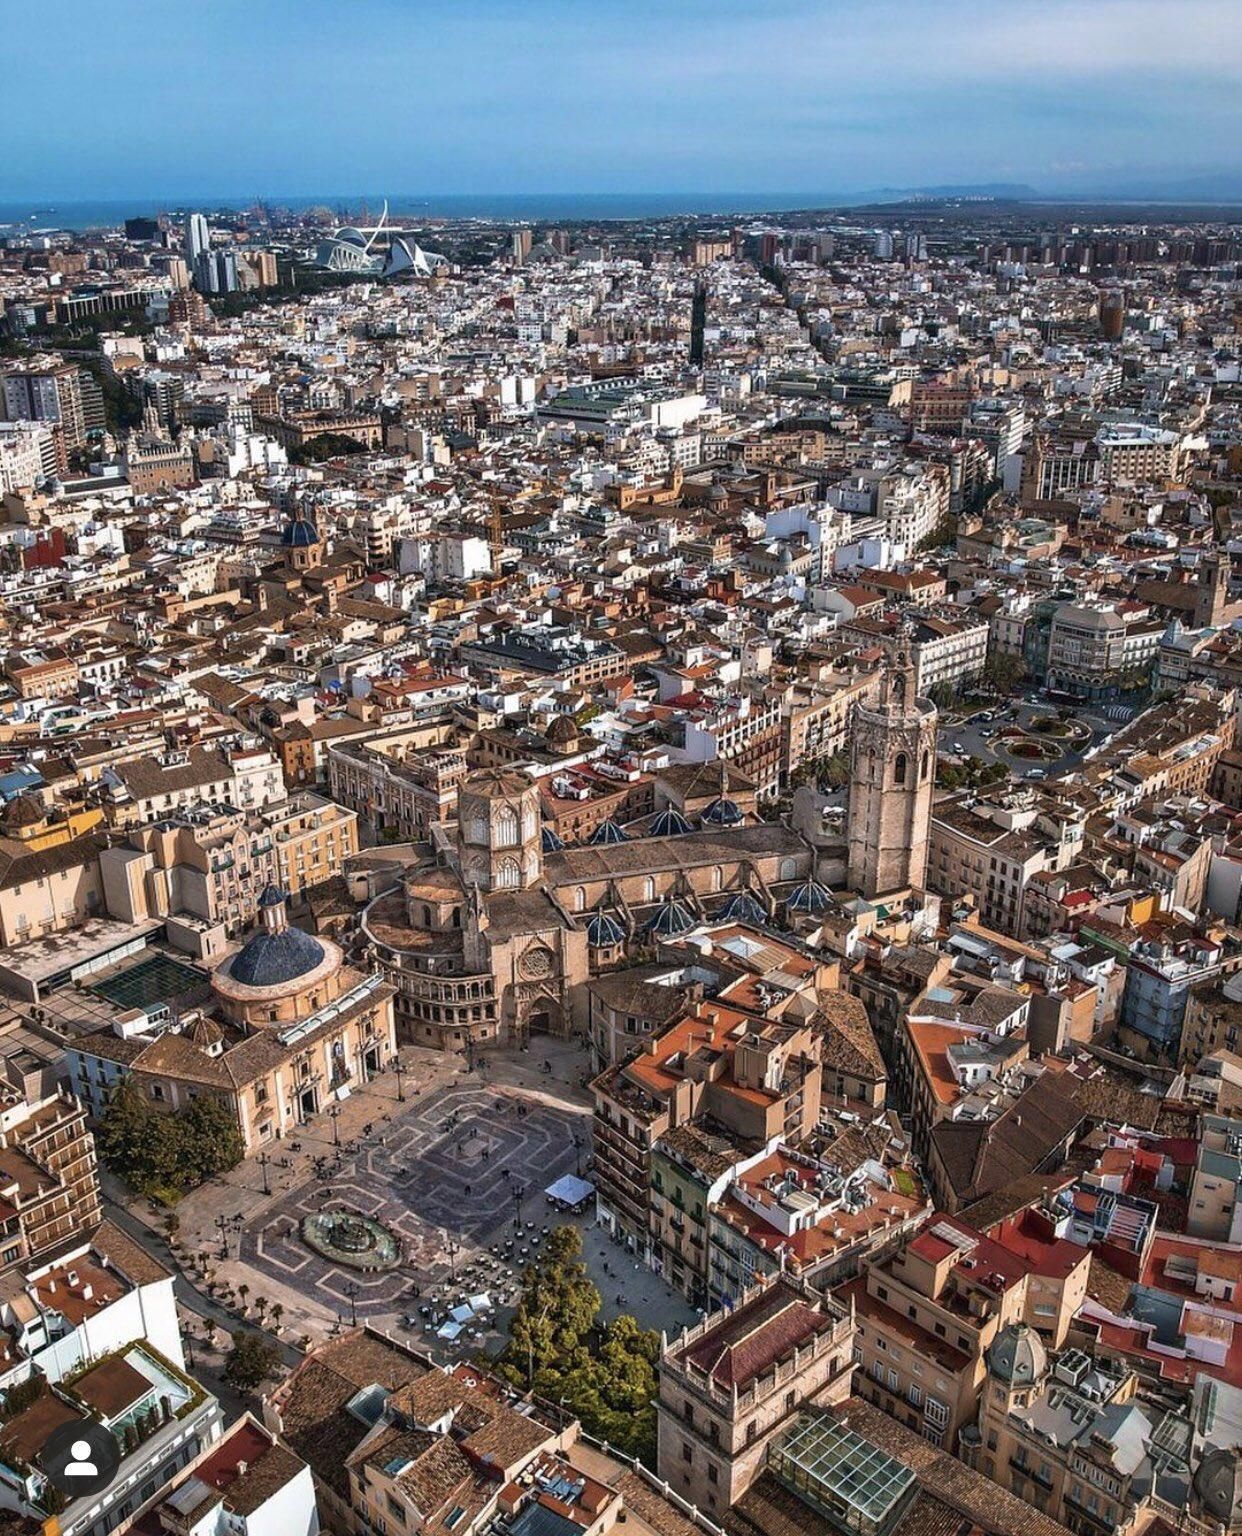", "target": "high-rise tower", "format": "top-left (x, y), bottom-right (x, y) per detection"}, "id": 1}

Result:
top-left (689, 279), bottom-right (708, 367)
top-left (846, 648), bottom-right (938, 899)
top-left (184, 211), bottom-right (210, 267)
